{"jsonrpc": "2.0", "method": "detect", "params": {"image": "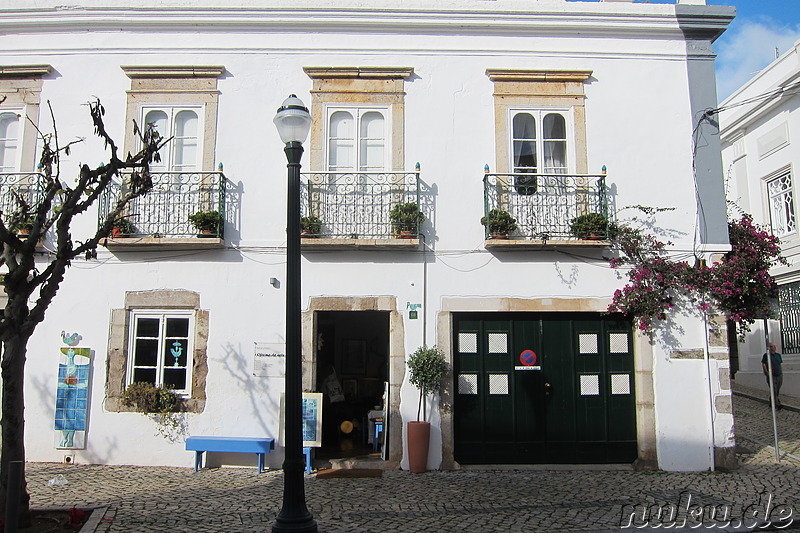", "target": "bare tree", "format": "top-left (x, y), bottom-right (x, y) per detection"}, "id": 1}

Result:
top-left (0, 99), bottom-right (166, 523)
